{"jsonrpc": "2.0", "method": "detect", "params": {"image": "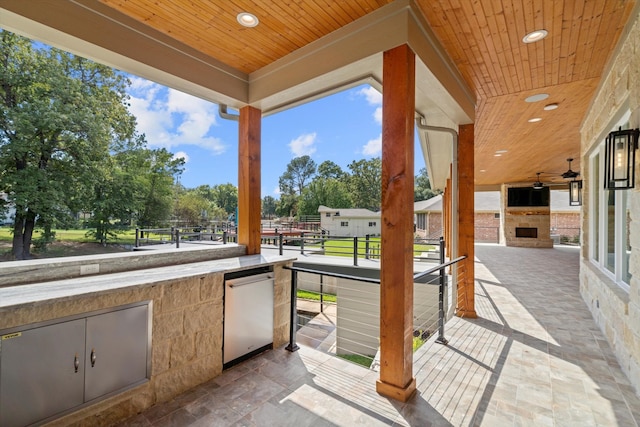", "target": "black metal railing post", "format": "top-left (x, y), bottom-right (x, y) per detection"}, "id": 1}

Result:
top-left (365, 234), bottom-right (370, 259)
top-left (286, 269), bottom-right (300, 352)
top-left (435, 237), bottom-right (448, 345)
top-left (175, 229), bottom-right (181, 249)
top-left (353, 236), bottom-right (358, 266)
top-left (300, 232), bottom-right (305, 255)
top-left (222, 231), bottom-right (227, 244)
top-left (320, 274), bottom-right (324, 313)
top-left (279, 233), bottom-right (283, 256)
top-left (135, 228), bottom-right (140, 248)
